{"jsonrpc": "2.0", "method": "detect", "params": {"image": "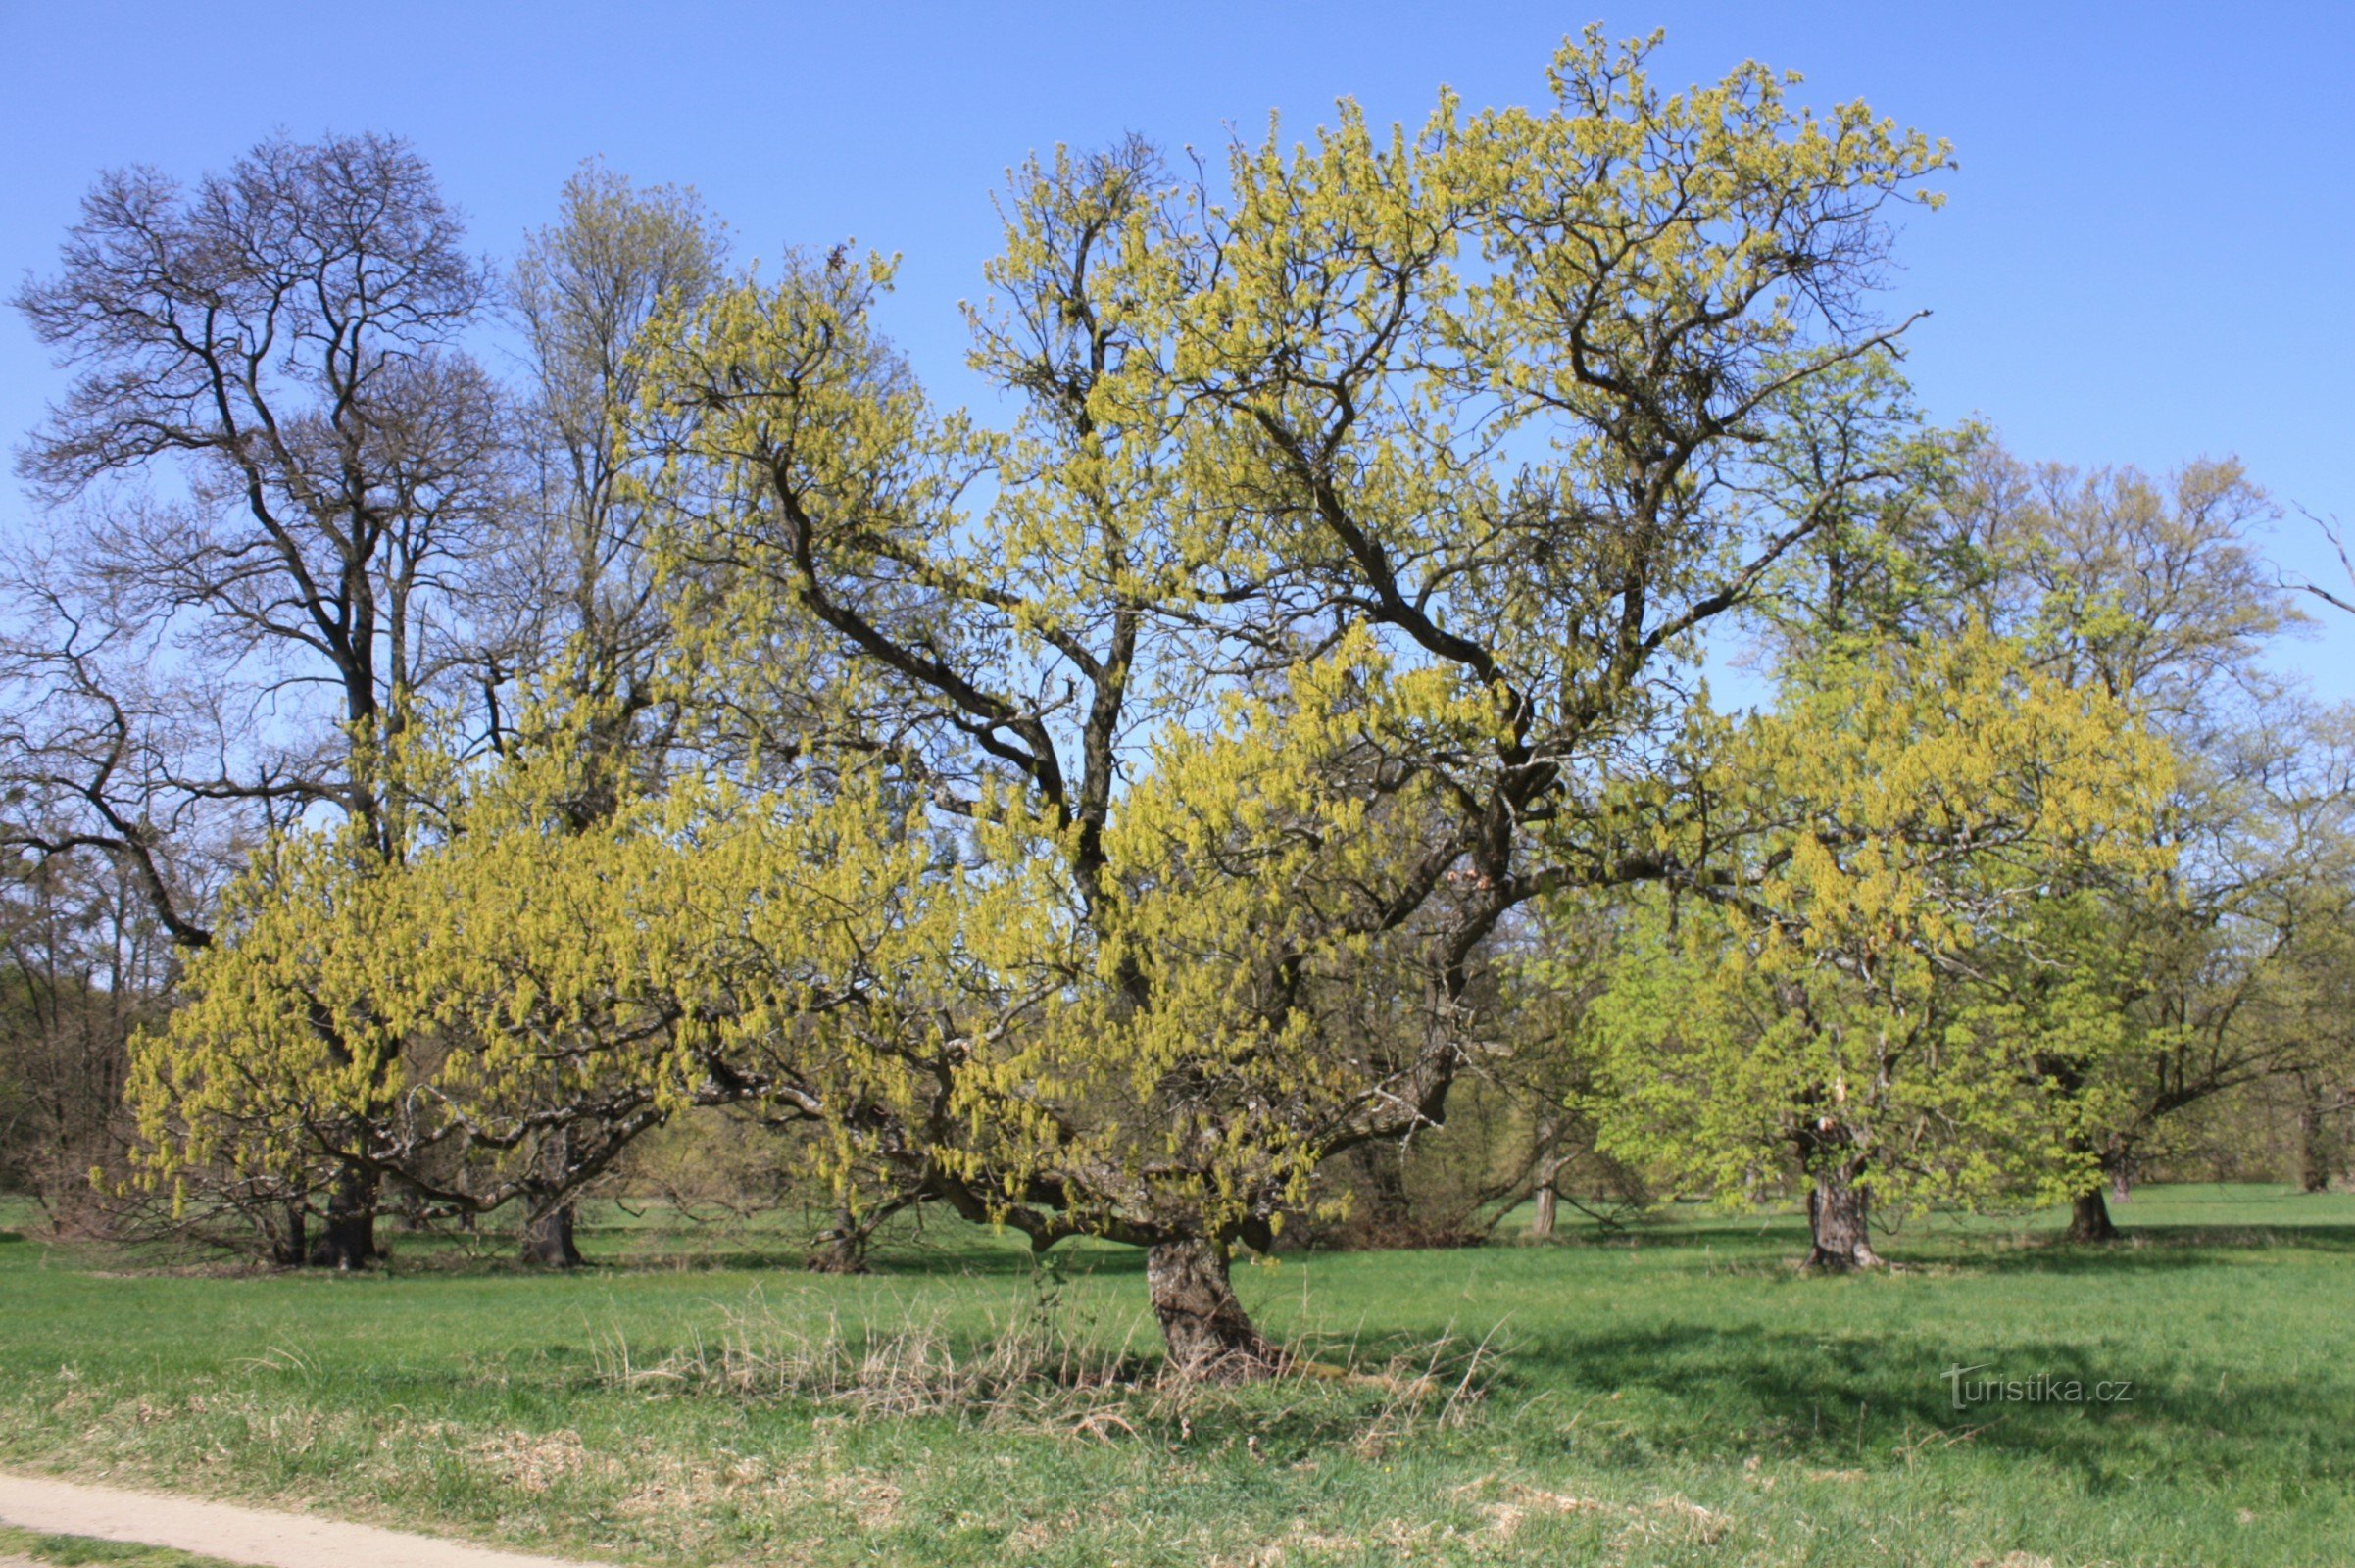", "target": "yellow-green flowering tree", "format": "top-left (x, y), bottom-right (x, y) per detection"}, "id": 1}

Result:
top-left (608, 28), bottom-right (1950, 1367)
top-left (119, 29), bottom-right (1959, 1363)
top-left (124, 741), bottom-right (966, 1266)
top-left (1578, 630), bottom-right (2172, 1268)
top-left (1943, 443), bottom-right (2333, 1238)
